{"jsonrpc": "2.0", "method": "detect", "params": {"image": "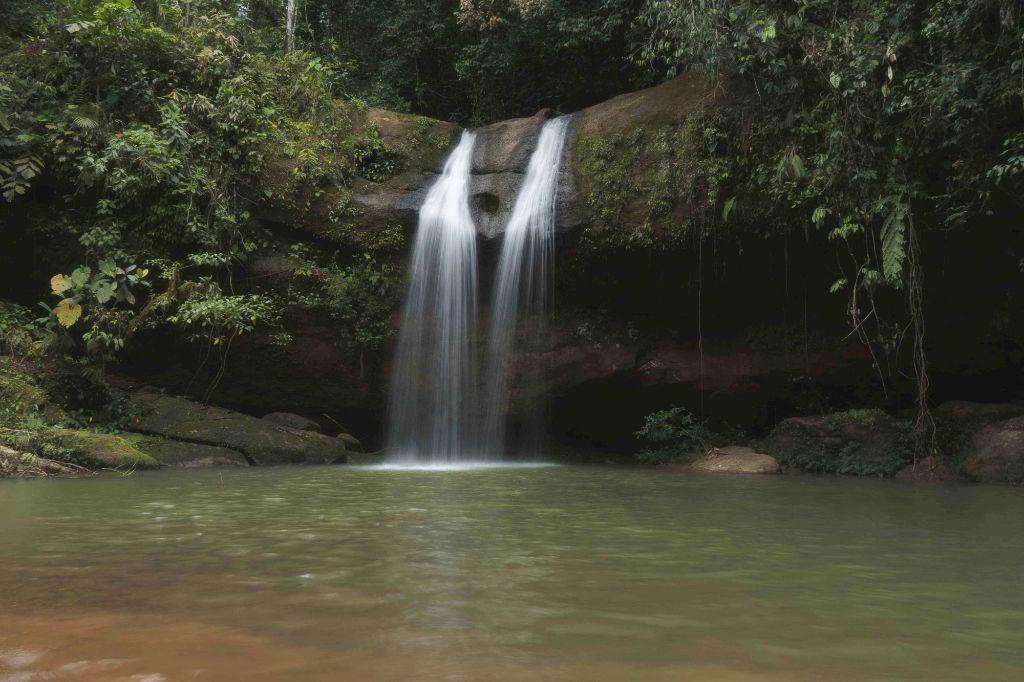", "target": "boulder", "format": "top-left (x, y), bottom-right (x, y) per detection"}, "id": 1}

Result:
top-left (963, 416), bottom-right (1024, 484)
top-left (129, 392), bottom-right (347, 465)
top-left (894, 456), bottom-right (959, 482)
top-left (764, 410), bottom-right (912, 477)
top-left (686, 446), bottom-right (781, 474)
top-left (132, 437), bottom-right (249, 468)
top-left (337, 432), bottom-right (364, 452)
top-left (262, 412), bottom-right (321, 432)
